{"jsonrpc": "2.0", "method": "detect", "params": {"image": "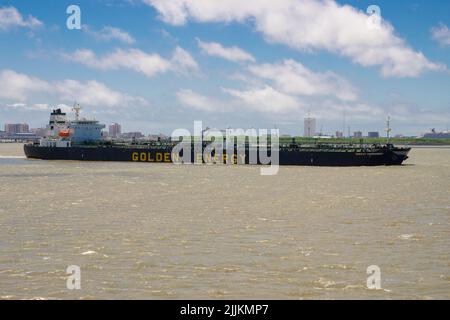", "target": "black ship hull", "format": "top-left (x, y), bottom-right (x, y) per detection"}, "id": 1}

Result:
top-left (24, 144), bottom-right (410, 166)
